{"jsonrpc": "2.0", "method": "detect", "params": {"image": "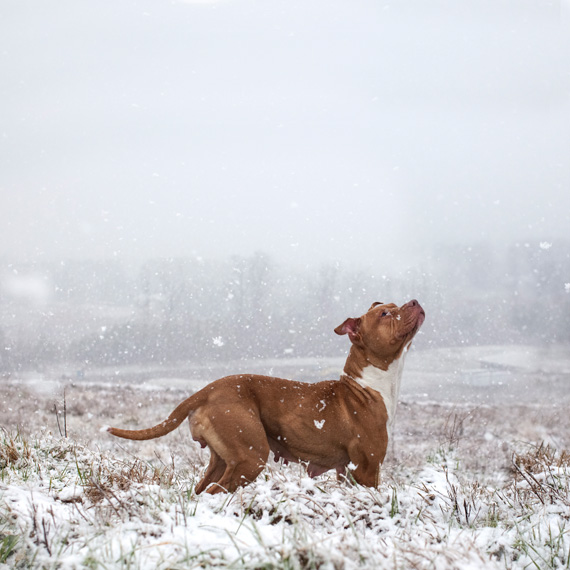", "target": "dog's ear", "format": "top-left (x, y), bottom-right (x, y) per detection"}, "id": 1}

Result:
top-left (334, 317), bottom-right (361, 343)
top-left (369, 301), bottom-right (383, 311)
